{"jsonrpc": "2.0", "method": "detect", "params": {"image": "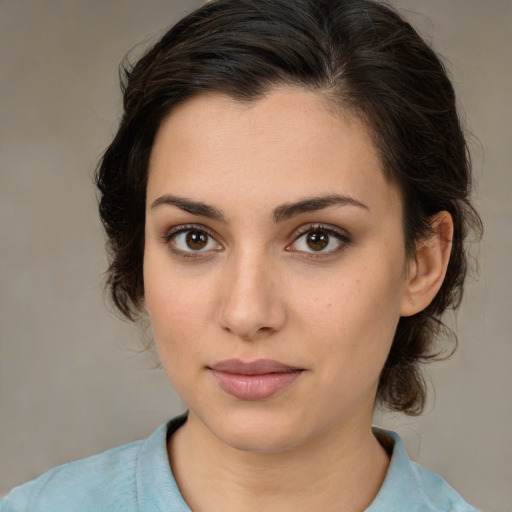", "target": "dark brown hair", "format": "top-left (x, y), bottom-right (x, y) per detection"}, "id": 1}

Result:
top-left (95, 0), bottom-right (482, 414)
